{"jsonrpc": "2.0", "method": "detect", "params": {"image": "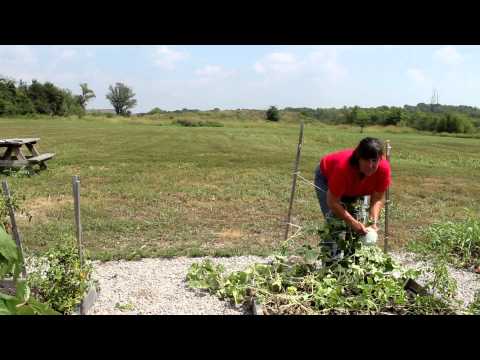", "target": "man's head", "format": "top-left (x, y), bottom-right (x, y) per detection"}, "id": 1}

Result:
top-left (349, 137), bottom-right (384, 176)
